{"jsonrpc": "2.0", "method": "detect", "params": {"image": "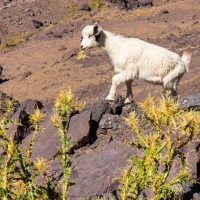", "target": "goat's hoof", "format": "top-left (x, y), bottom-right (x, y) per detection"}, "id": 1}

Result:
top-left (106, 95), bottom-right (114, 101)
top-left (124, 98), bottom-right (133, 104)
